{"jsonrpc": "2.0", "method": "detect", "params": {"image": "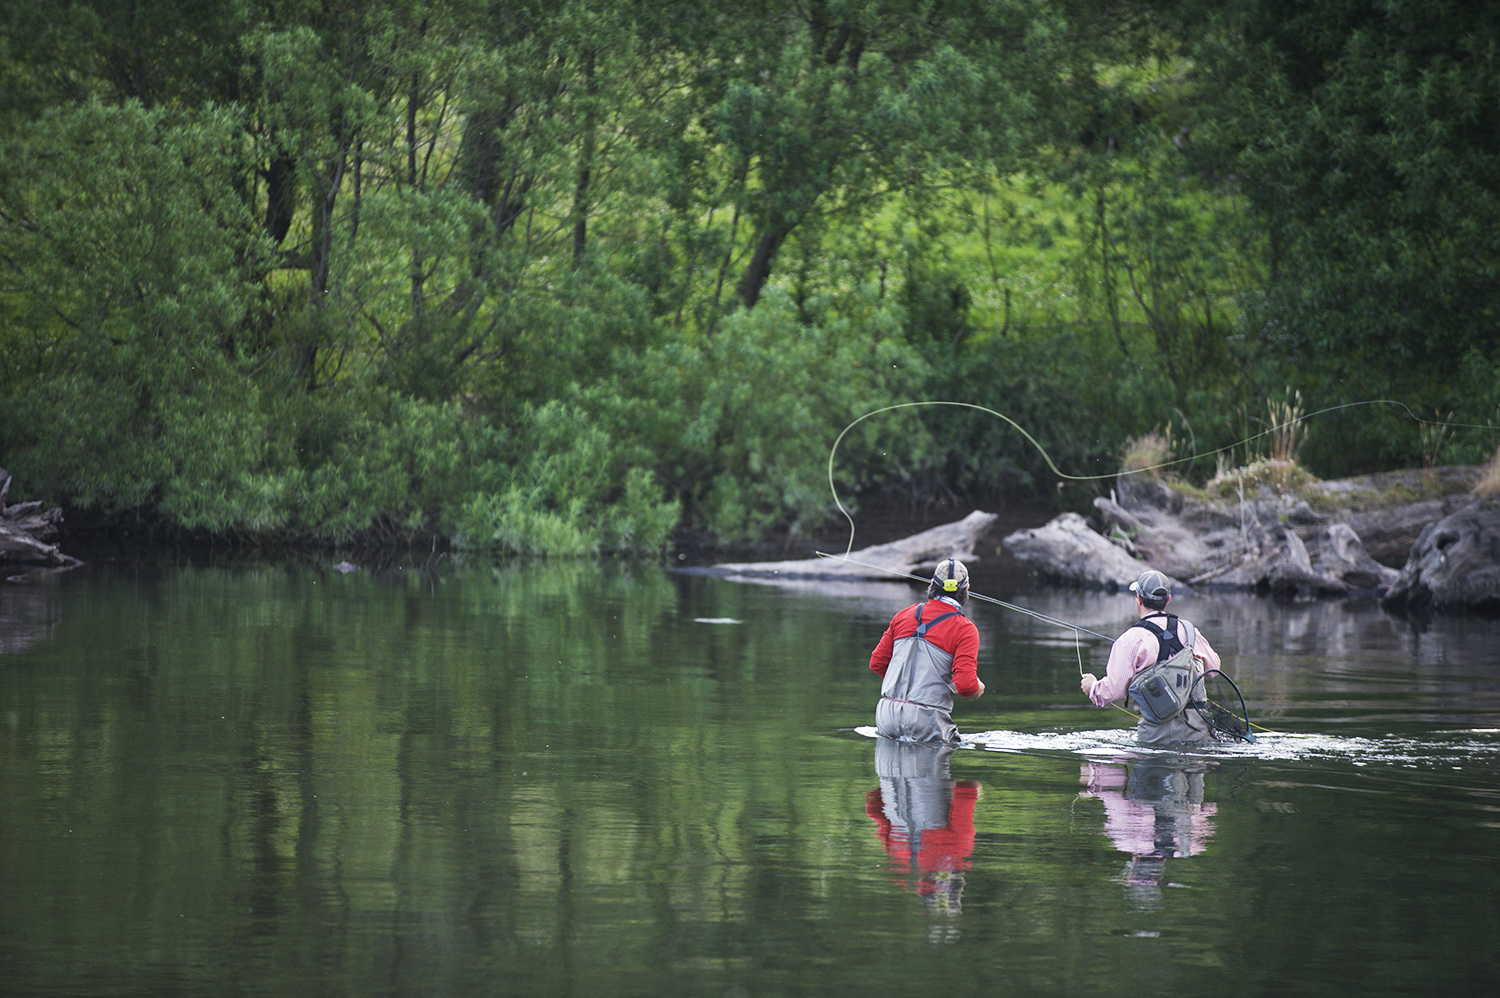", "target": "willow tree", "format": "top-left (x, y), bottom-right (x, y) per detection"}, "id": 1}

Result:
top-left (1178, 0), bottom-right (1500, 468)
top-left (683, 0), bottom-right (1097, 311)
